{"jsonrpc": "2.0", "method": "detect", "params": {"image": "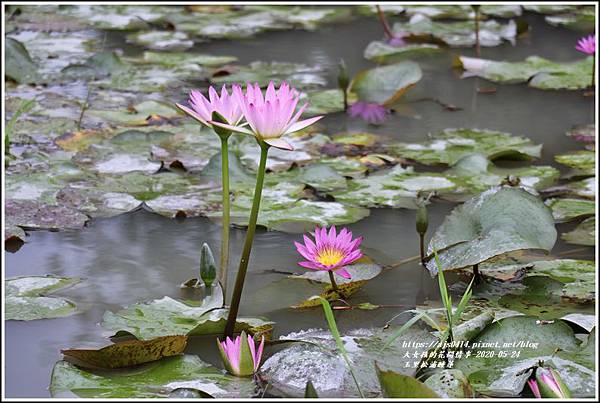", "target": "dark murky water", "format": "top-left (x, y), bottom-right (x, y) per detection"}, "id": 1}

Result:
top-left (4, 11), bottom-right (595, 397)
